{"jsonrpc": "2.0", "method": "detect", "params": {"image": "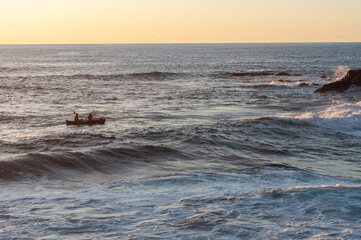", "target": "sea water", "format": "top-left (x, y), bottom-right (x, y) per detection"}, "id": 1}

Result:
top-left (0, 43), bottom-right (361, 239)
